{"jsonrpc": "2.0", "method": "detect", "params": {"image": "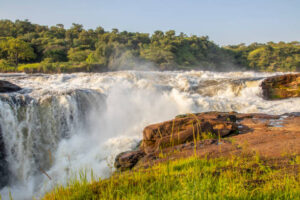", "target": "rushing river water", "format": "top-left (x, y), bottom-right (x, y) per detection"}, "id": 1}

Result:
top-left (0, 70), bottom-right (299, 199)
